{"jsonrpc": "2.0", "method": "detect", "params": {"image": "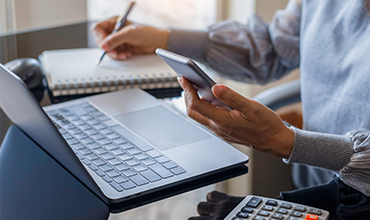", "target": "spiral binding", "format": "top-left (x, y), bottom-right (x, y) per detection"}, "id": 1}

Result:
top-left (52, 72), bottom-right (180, 97)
